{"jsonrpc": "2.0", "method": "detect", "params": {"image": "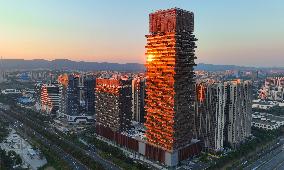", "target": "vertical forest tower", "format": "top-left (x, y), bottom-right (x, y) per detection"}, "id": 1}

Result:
top-left (145, 8), bottom-right (197, 151)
